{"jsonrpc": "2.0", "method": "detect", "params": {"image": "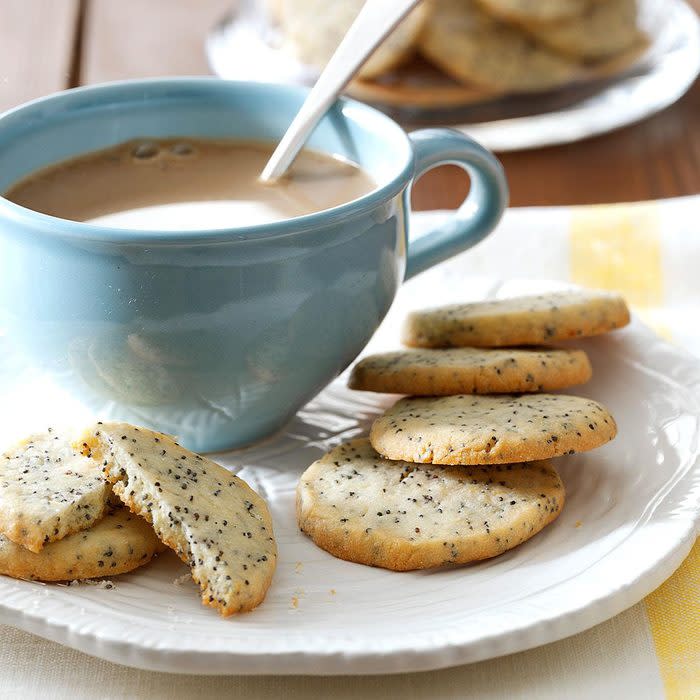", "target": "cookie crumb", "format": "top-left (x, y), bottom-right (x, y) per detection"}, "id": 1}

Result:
top-left (575, 520), bottom-right (583, 528)
top-left (173, 573), bottom-right (192, 586)
top-left (69, 579), bottom-right (116, 589)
